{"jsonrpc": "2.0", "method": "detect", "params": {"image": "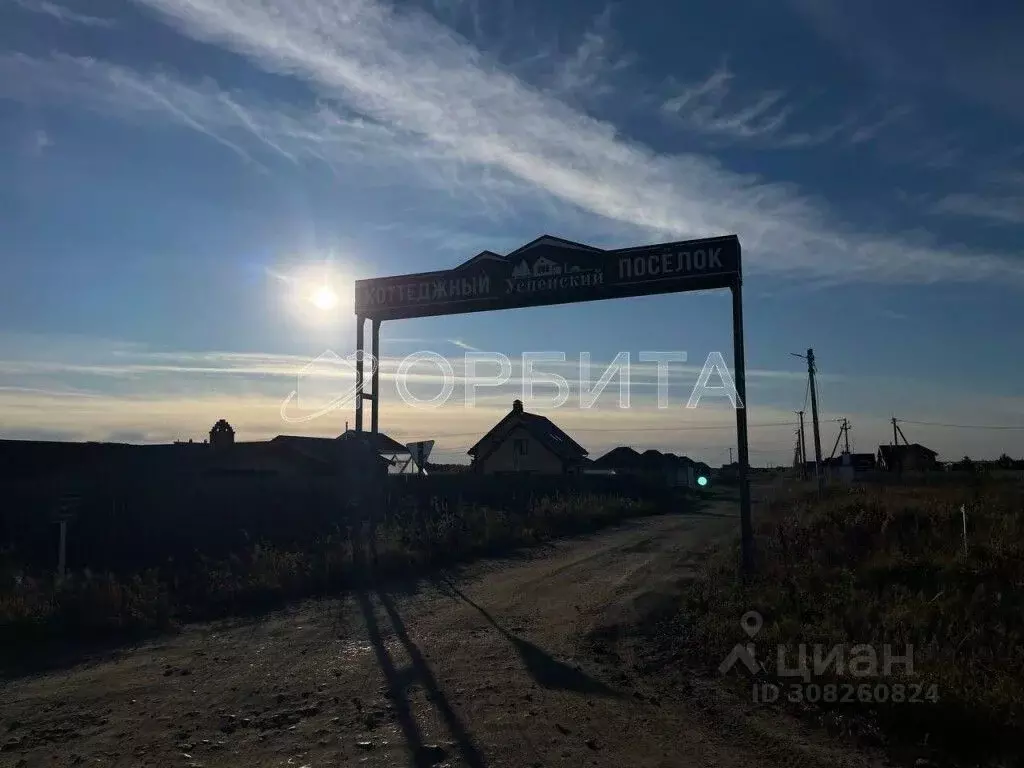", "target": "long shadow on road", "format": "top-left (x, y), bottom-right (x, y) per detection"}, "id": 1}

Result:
top-left (433, 576), bottom-right (622, 698)
top-left (353, 585), bottom-right (487, 768)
